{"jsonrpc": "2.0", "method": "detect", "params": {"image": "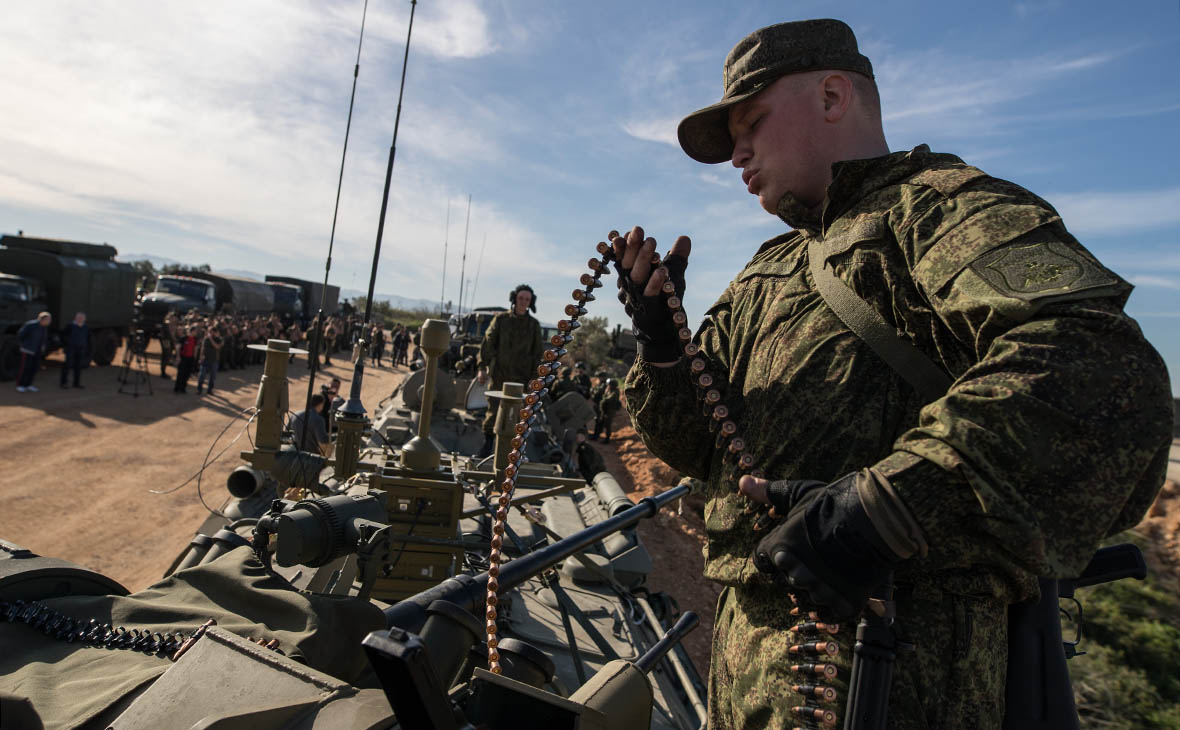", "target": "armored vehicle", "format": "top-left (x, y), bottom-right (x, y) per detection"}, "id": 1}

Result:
top-left (444, 306), bottom-right (504, 376)
top-left (266, 274), bottom-right (341, 324)
top-left (0, 234), bottom-right (136, 379)
top-left (0, 320), bottom-right (708, 729)
top-left (140, 271), bottom-right (276, 333)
